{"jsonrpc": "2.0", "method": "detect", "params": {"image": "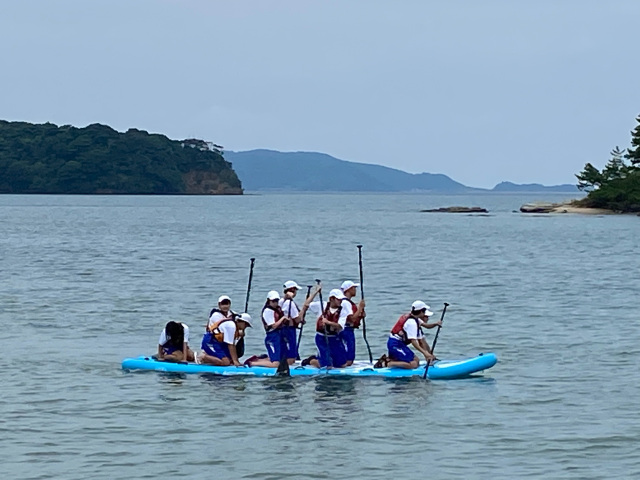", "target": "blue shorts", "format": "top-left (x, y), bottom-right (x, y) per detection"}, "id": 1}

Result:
top-left (202, 332), bottom-right (230, 359)
top-left (339, 327), bottom-right (356, 362)
top-left (387, 337), bottom-right (416, 363)
top-left (315, 333), bottom-right (347, 368)
top-left (265, 330), bottom-right (283, 362)
top-left (283, 326), bottom-right (298, 359)
top-left (162, 345), bottom-right (181, 355)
